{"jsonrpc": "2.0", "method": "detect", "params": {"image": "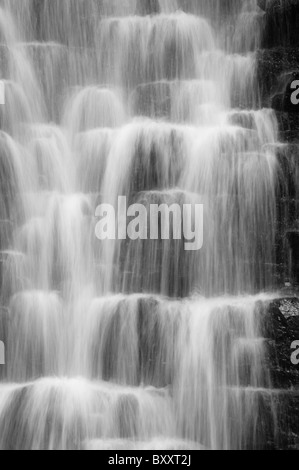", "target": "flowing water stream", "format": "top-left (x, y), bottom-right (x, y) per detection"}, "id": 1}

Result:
top-left (0, 0), bottom-right (282, 450)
